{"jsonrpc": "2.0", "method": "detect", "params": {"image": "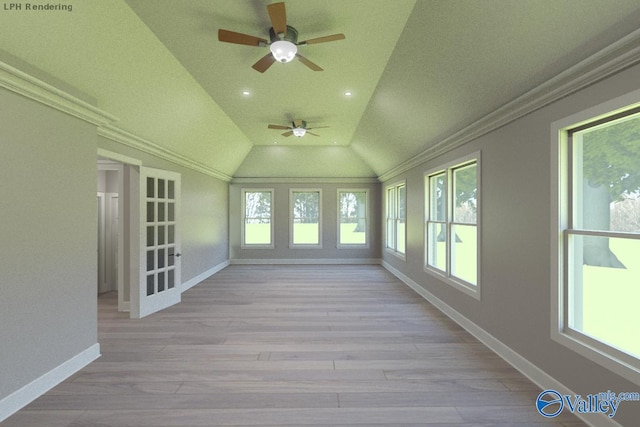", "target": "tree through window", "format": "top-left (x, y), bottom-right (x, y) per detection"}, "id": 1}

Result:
top-left (566, 108), bottom-right (640, 358)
